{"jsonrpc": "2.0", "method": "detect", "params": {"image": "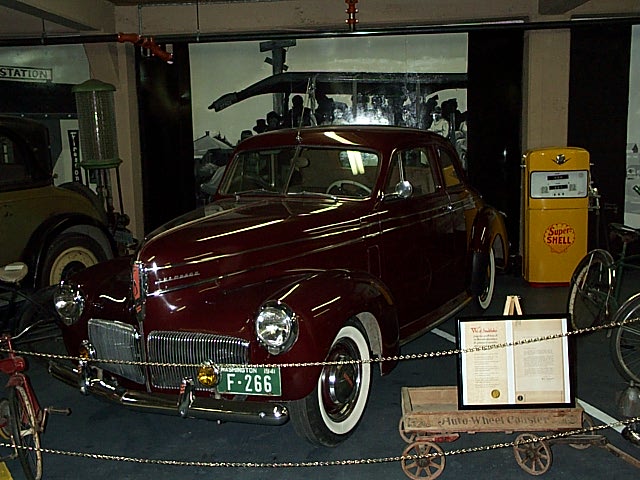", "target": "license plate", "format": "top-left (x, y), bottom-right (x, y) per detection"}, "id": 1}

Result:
top-left (218, 366), bottom-right (281, 396)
